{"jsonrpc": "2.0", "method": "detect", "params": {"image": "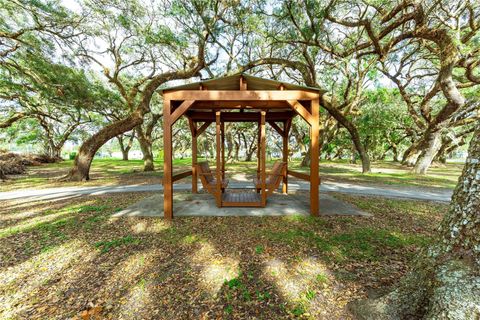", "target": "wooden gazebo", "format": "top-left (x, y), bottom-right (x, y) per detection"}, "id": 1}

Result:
top-left (160, 74), bottom-right (320, 219)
